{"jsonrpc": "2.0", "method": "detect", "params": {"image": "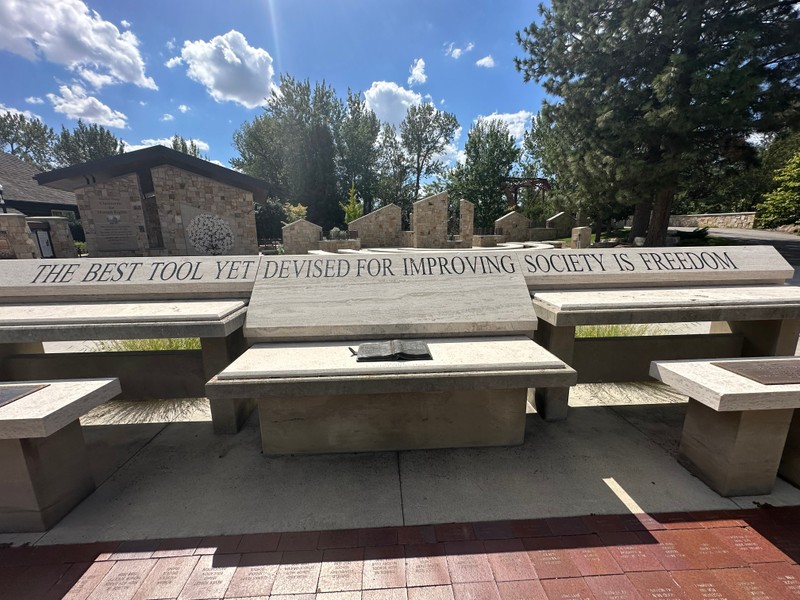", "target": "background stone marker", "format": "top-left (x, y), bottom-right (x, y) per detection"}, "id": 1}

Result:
top-left (245, 252), bottom-right (537, 340)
